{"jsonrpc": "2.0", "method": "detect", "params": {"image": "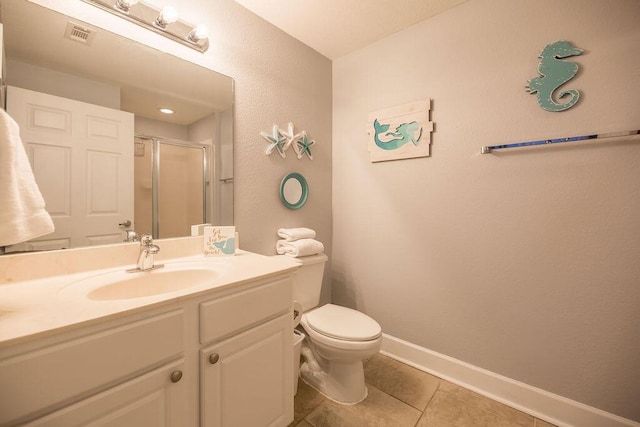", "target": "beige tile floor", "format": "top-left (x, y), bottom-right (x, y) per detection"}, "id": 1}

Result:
top-left (290, 353), bottom-right (558, 427)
